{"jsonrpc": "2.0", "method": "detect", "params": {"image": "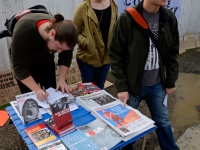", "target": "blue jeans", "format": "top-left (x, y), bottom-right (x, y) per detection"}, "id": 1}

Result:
top-left (127, 82), bottom-right (179, 150)
top-left (76, 57), bottom-right (110, 89)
